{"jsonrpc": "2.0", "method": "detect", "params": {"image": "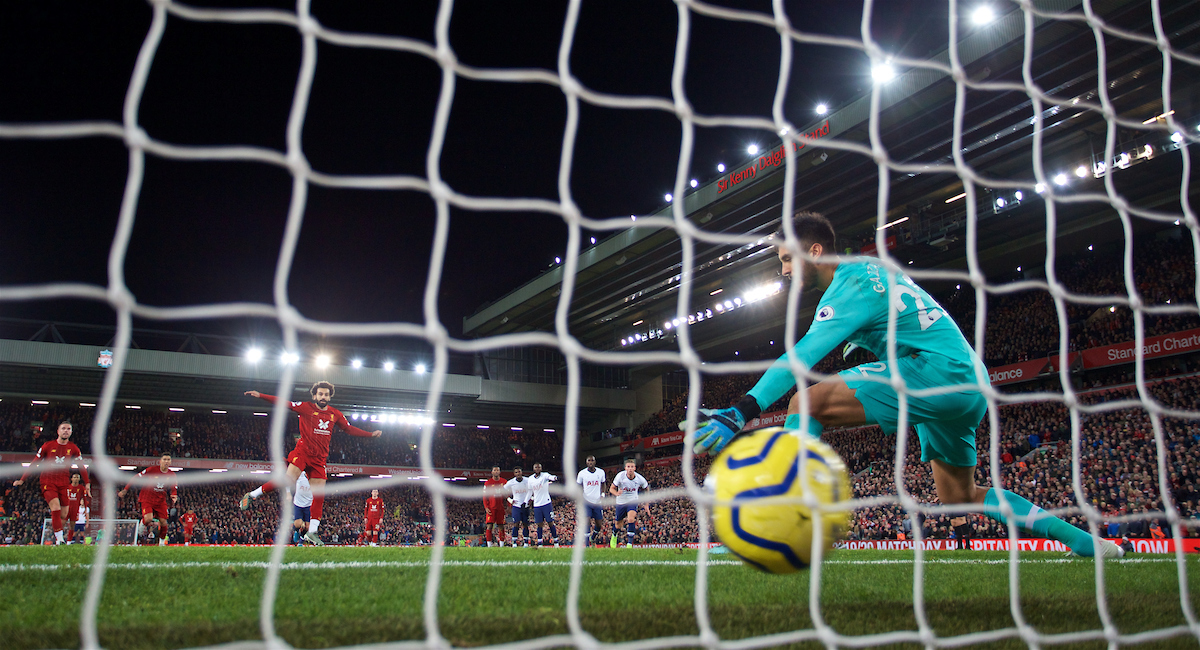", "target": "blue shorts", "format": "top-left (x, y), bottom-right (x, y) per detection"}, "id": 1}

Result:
top-left (584, 503), bottom-right (603, 522)
top-left (293, 504), bottom-right (311, 523)
top-left (615, 502), bottom-right (639, 521)
top-left (511, 504), bottom-right (528, 524)
top-left (533, 503), bottom-right (553, 523)
top-left (74, 522), bottom-right (85, 532)
top-left (839, 352), bottom-right (988, 468)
